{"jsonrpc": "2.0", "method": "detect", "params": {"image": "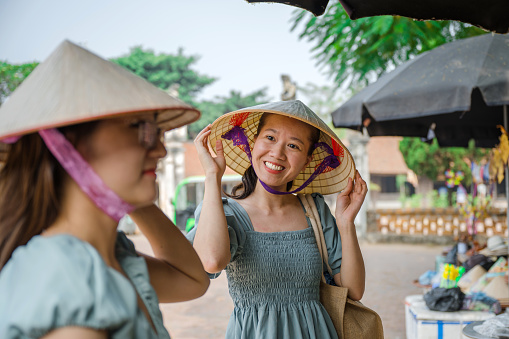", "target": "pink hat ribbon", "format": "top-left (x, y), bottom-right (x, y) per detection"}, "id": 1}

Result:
top-left (33, 129), bottom-right (135, 222)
